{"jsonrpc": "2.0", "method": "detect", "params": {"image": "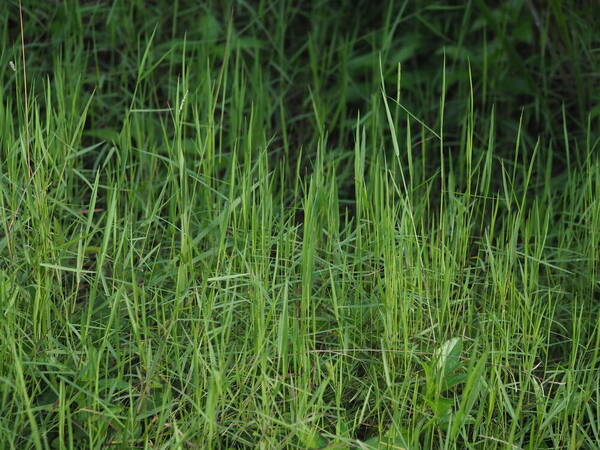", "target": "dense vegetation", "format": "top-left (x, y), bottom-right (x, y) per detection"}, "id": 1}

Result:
top-left (1, 1), bottom-right (599, 448)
